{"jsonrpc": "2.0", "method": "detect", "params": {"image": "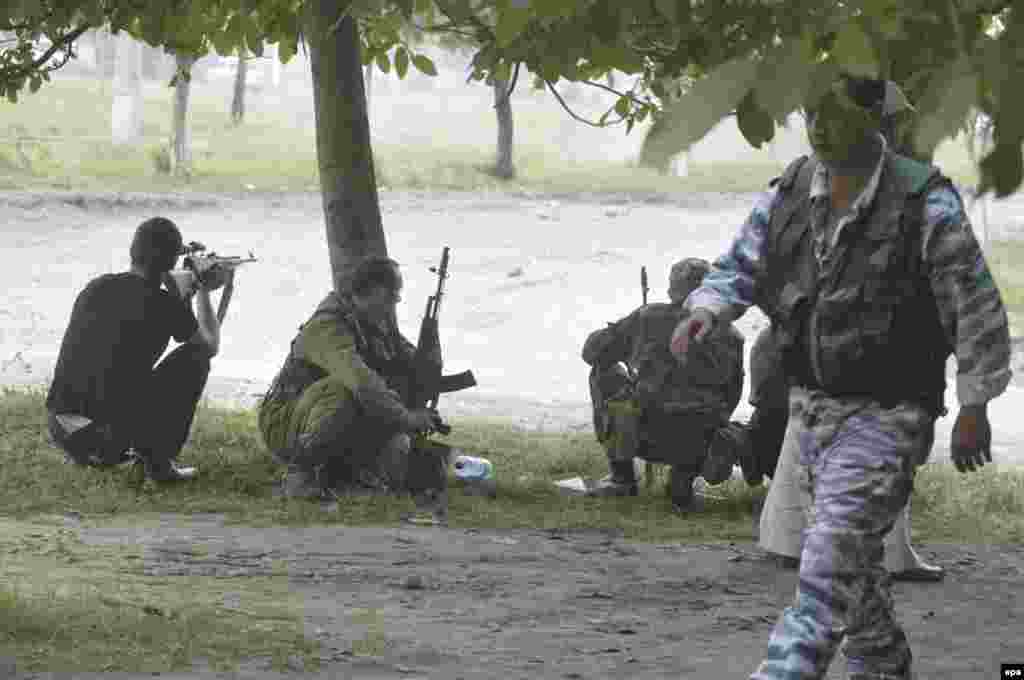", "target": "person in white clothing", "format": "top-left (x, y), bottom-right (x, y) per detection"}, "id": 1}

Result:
top-left (752, 326), bottom-right (945, 581)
